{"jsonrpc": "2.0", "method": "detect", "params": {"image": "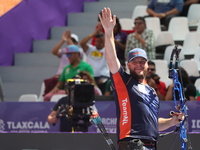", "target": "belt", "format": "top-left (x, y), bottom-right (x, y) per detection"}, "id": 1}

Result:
top-left (140, 139), bottom-right (156, 146)
top-left (118, 139), bottom-right (156, 149)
